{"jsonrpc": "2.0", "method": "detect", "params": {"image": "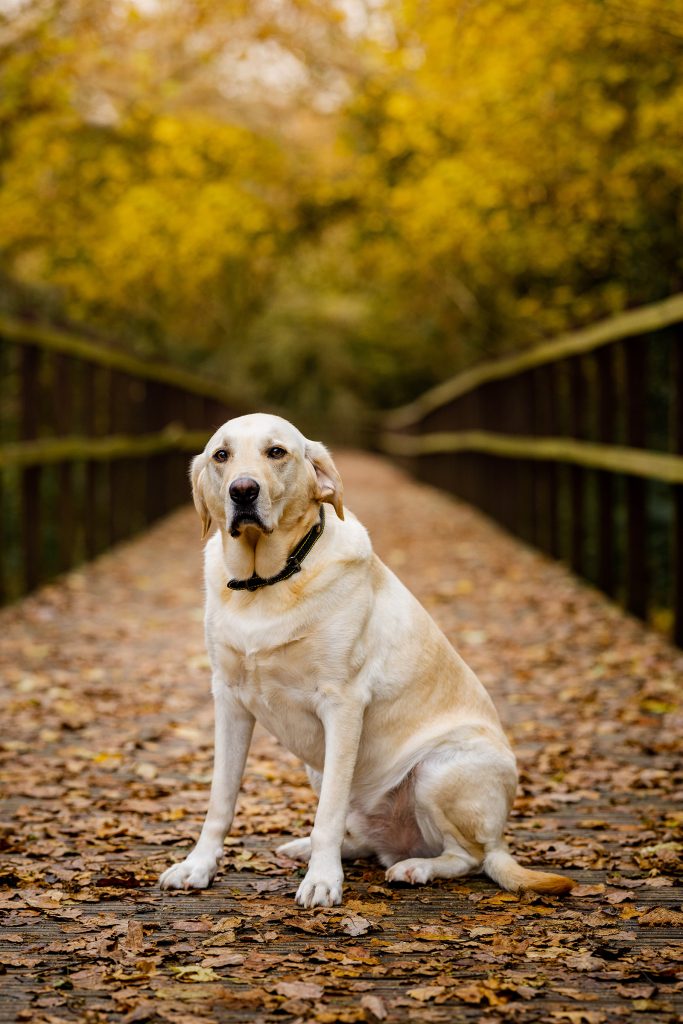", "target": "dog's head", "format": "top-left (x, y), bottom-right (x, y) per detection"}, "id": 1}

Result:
top-left (190, 413), bottom-right (344, 540)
